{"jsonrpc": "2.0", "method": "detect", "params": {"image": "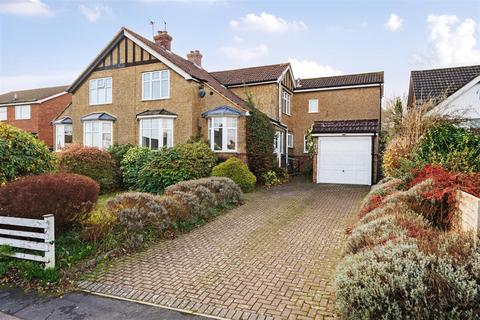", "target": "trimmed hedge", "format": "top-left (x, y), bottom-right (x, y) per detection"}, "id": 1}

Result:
top-left (212, 157), bottom-right (256, 192)
top-left (0, 173), bottom-right (99, 233)
top-left (0, 123), bottom-right (54, 183)
top-left (56, 145), bottom-right (119, 194)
